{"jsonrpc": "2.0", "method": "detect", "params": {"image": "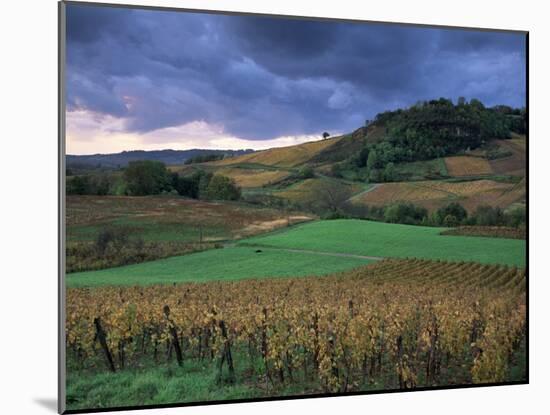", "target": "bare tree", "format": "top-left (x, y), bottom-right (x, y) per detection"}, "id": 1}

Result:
top-left (307, 180), bottom-right (353, 214)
